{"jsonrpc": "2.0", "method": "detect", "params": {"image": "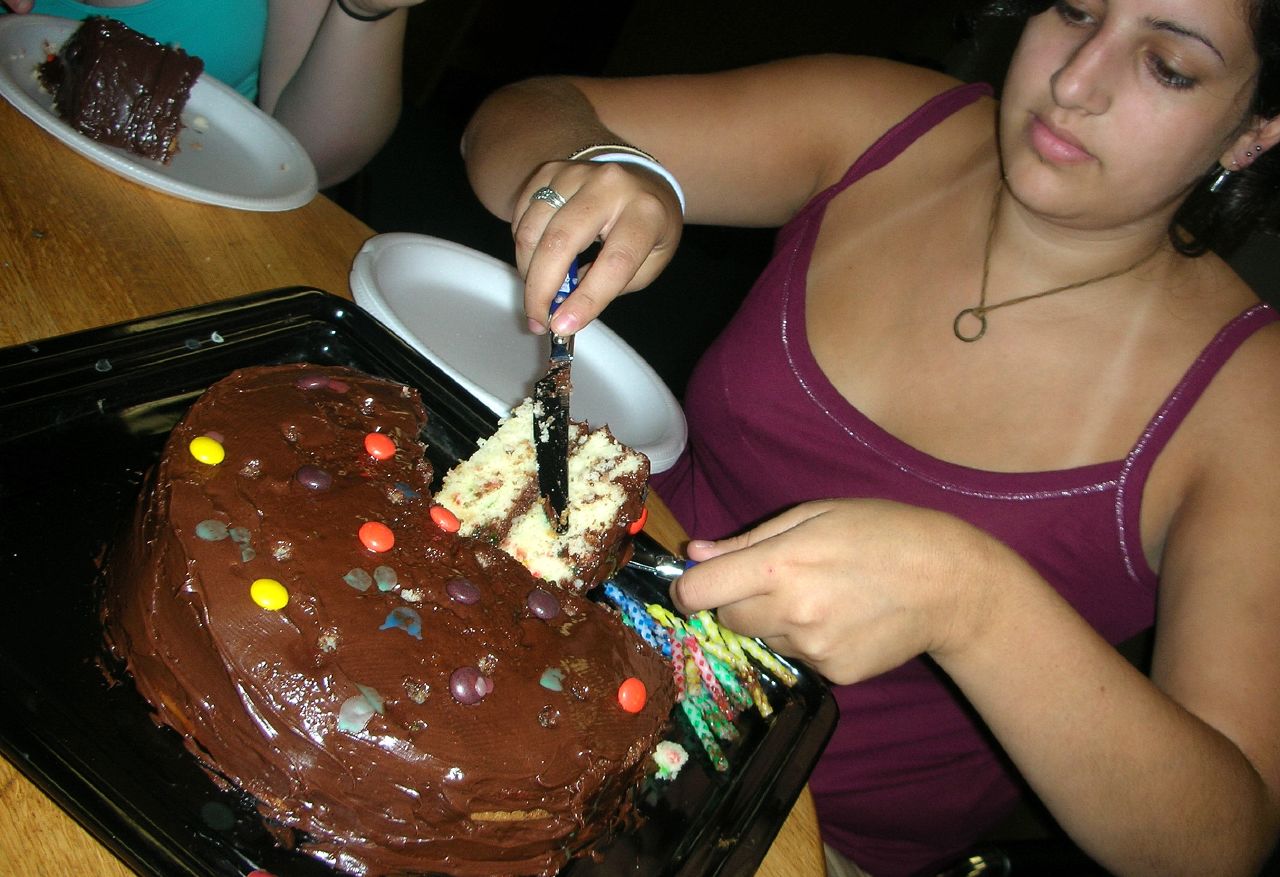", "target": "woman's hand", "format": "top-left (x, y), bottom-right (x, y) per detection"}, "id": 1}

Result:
top-left (673, 499), bottom-right (1003, 684)
top-left (513, 159), bottom-right (683, 337)
top-left (2, 1), bottom-right (34, 13)
top-left (463, 59), bottom-right (930, 337)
